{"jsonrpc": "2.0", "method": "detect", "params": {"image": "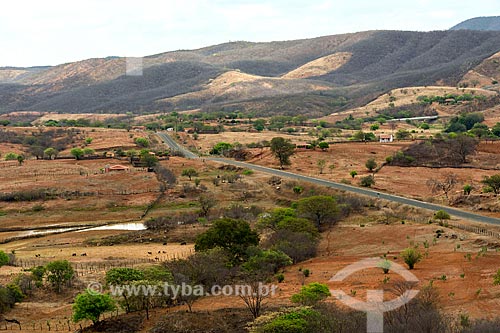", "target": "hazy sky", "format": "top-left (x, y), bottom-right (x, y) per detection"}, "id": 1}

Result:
top-left (1, 0), bottom-right (498, 67)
